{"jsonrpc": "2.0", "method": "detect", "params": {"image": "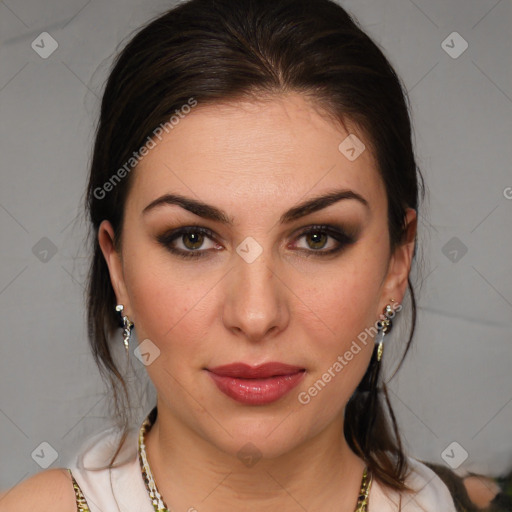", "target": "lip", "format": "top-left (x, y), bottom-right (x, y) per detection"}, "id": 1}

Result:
top-left (207, 362), bottom-right (306, 405)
